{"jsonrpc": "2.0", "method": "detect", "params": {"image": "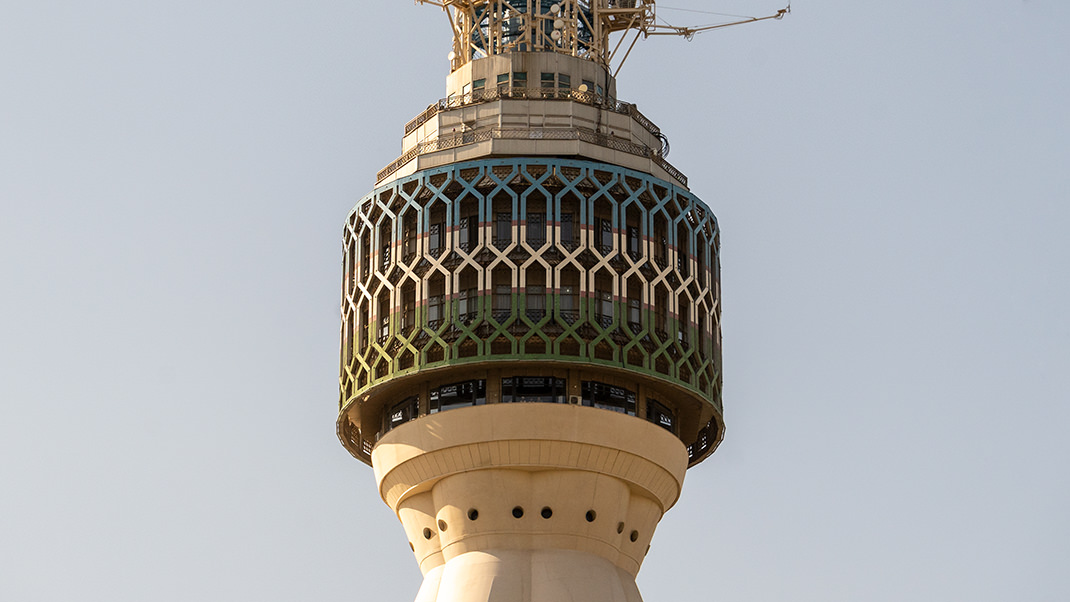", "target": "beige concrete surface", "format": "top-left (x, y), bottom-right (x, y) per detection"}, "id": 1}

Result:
top-left (371, 403), bottom-right (688, 602)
